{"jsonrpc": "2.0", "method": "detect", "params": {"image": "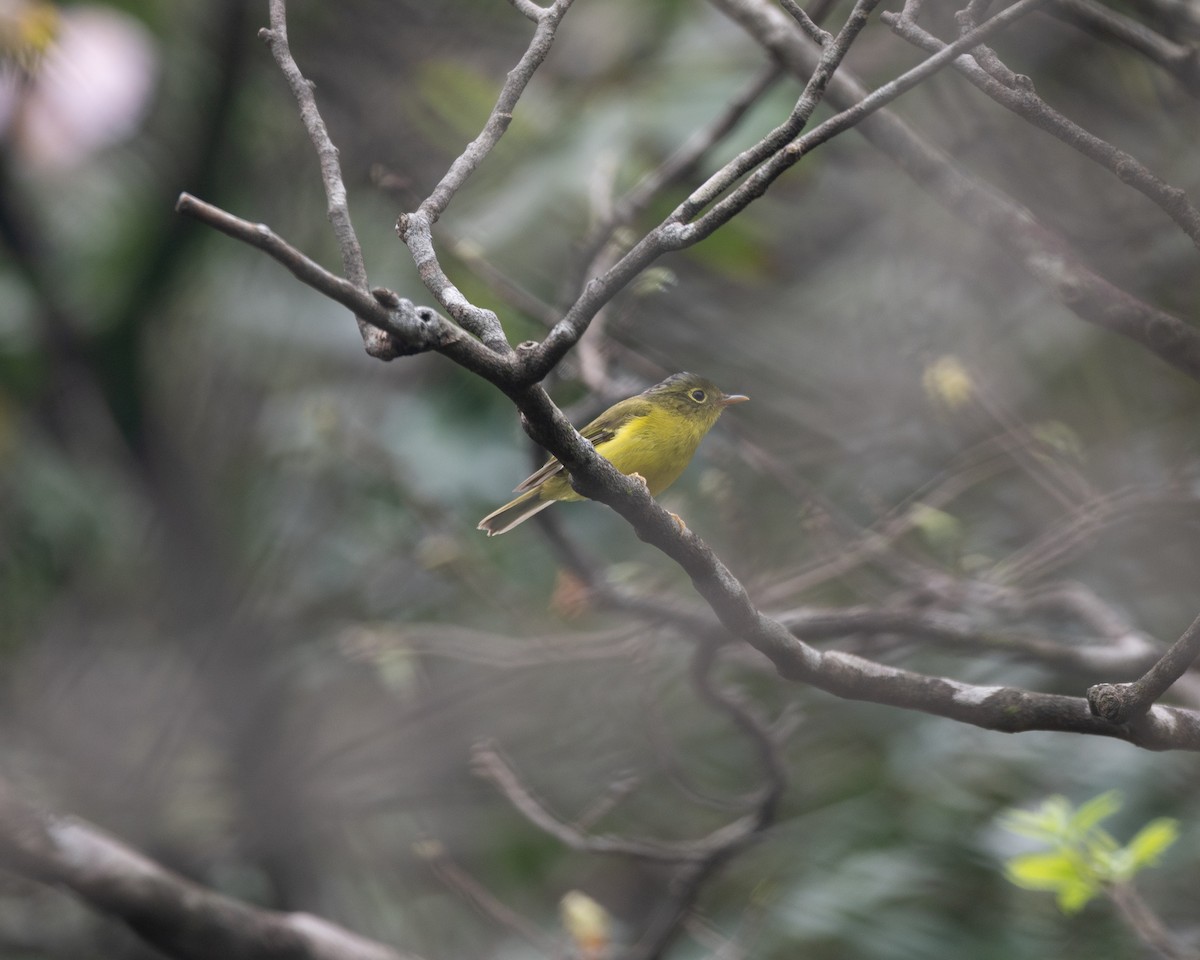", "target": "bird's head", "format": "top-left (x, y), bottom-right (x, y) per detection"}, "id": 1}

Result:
top-left (644, 372), bottom-right (748, 428)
